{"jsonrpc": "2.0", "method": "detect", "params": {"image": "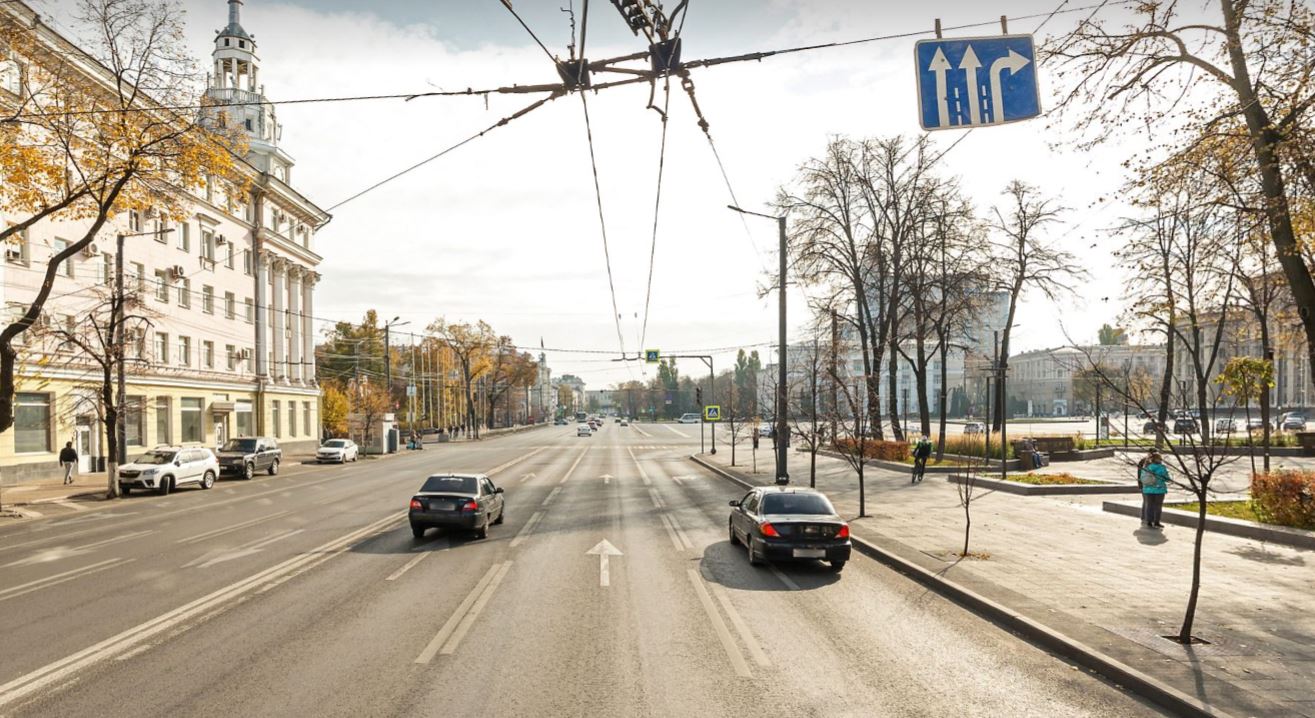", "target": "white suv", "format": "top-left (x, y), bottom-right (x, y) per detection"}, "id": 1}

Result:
top-left (118, 446), bottom-right (220, 496)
